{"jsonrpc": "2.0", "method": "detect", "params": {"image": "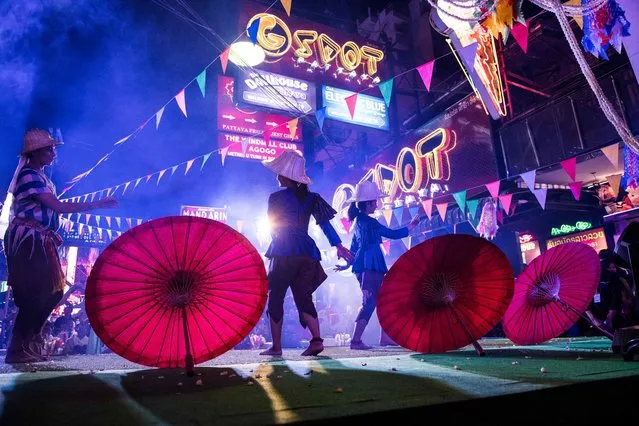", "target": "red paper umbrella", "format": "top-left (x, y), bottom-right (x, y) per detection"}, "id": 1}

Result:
top-left (378, 234), bottom-right (514, 355)
top-left (86, 216), bottom-right (267, 373)
top-left (503, 242), bottom-right (606, 345)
